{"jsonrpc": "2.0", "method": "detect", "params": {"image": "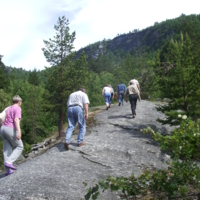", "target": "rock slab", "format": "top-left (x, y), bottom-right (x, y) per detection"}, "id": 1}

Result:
top-left (0, 100), bottom-right (173, 200)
